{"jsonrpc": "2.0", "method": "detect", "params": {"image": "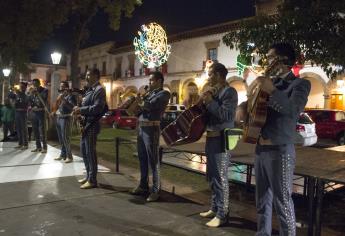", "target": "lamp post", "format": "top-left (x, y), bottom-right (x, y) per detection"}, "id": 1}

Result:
top-left (50, 51), bottom-right (62, 110)
top-left (2, 68), bottom-right (11, 104)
